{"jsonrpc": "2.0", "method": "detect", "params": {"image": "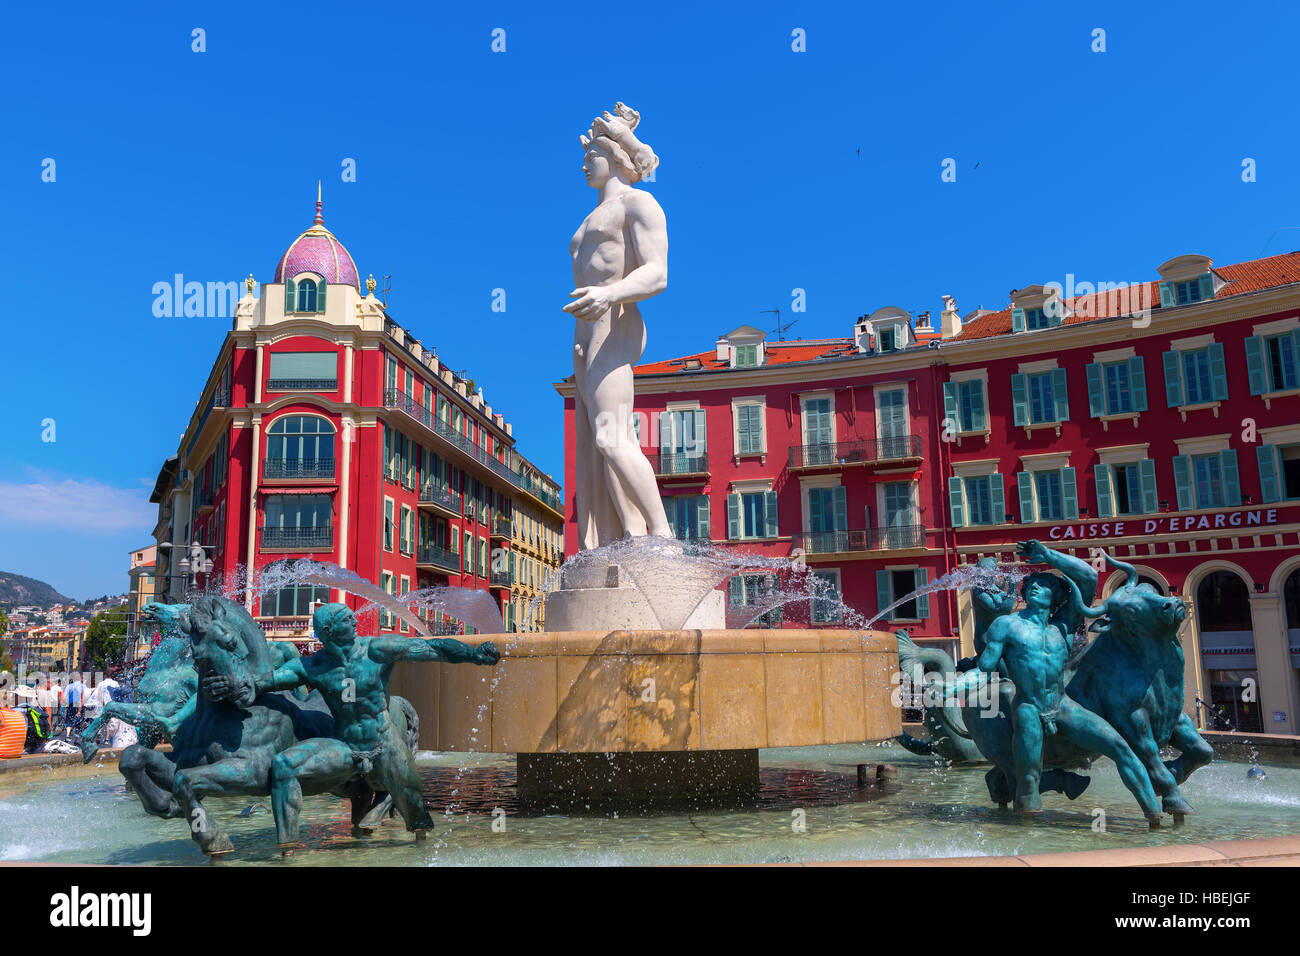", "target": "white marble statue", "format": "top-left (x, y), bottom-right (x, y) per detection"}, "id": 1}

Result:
top-left (565, 103), bottom-right (672, 550)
